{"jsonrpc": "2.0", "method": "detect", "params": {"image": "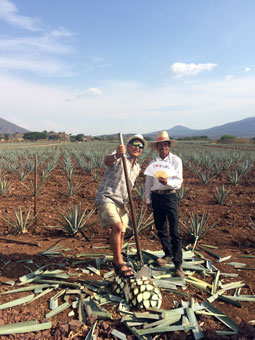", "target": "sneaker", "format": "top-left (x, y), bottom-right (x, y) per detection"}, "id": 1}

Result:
top-left (175, 266), bottom-right (185, 279)
top-left (157, 256), bottom-right (173, 266)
